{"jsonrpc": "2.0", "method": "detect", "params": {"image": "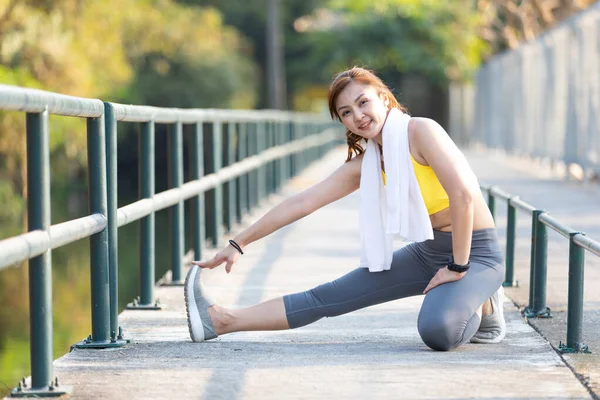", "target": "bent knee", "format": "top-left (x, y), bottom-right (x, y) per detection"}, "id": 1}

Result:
top-left (417, 315), bottom-right (460, 352)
